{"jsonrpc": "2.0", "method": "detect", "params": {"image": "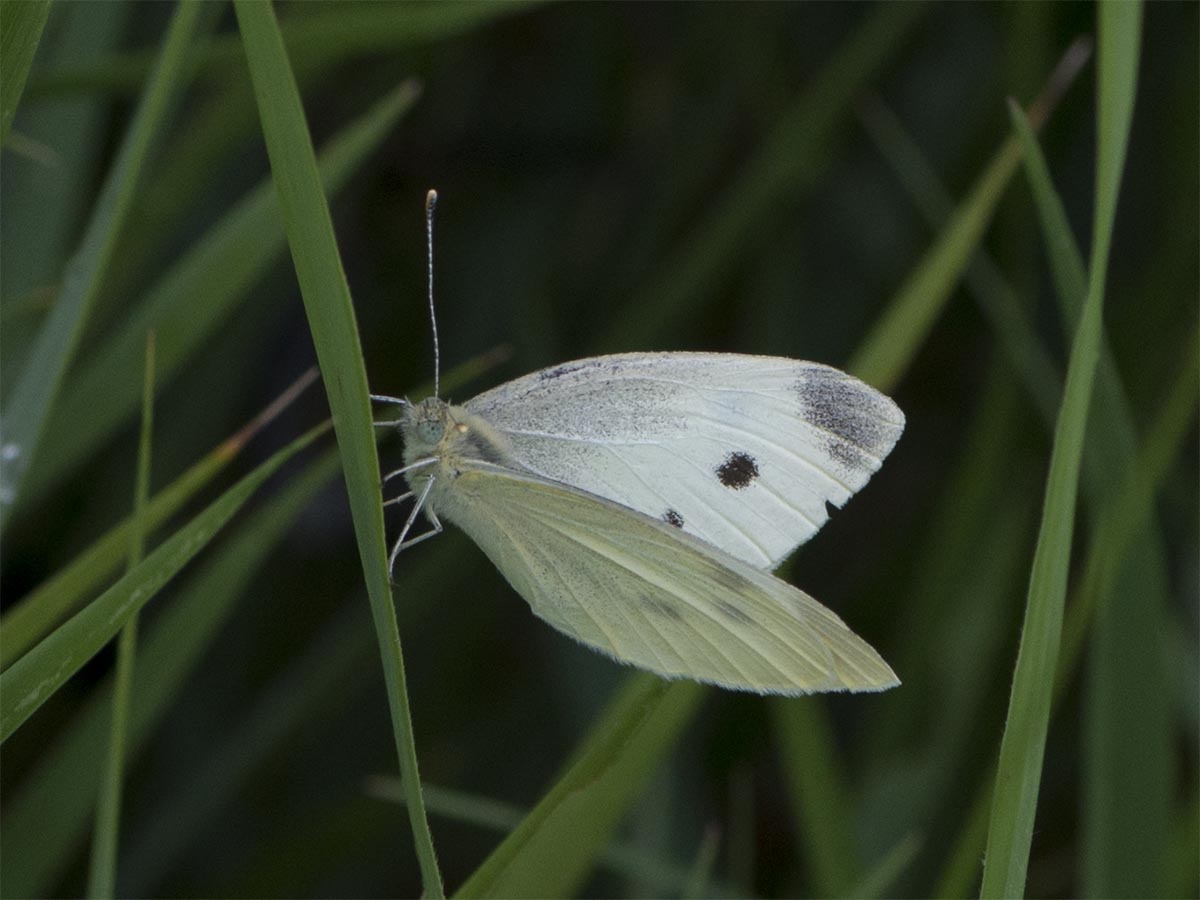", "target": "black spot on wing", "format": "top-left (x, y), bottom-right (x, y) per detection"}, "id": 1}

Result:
top-left (663, 509), bottom-right (684, 528)
top-left (716, 451), bottom-right (759, 489)
top-left (798, 367), bottom-right (894, 457)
